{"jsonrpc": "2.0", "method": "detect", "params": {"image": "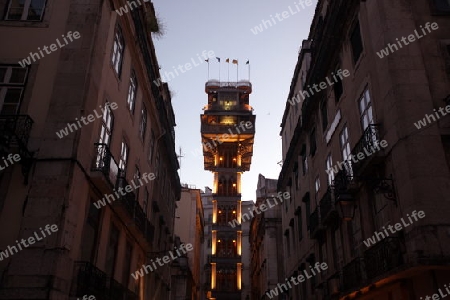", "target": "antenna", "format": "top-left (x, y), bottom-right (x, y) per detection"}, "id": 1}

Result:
top-left (177, 147), bottom-right (184, 167)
